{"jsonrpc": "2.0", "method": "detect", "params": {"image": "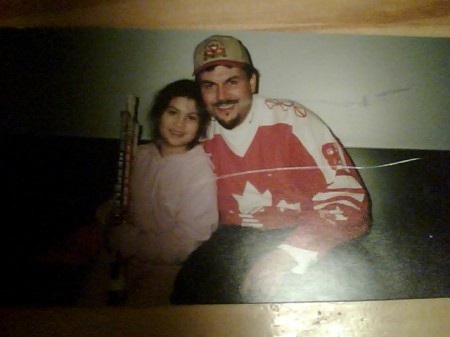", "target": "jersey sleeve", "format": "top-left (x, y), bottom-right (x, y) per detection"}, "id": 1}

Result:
top-left (285, 104), bottom-right (370, 254)
top-left (255, 101), bottom-right (370, 254)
